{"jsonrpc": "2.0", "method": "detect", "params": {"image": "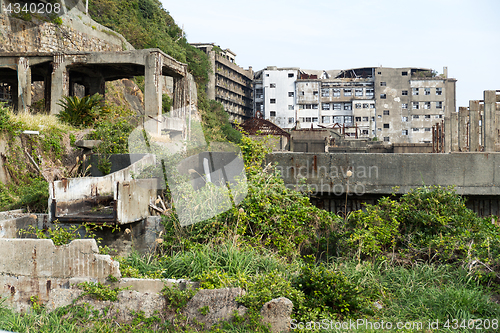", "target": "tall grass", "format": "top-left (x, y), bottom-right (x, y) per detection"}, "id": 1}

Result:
top-left (8, 110), bottom-right (77, 133)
